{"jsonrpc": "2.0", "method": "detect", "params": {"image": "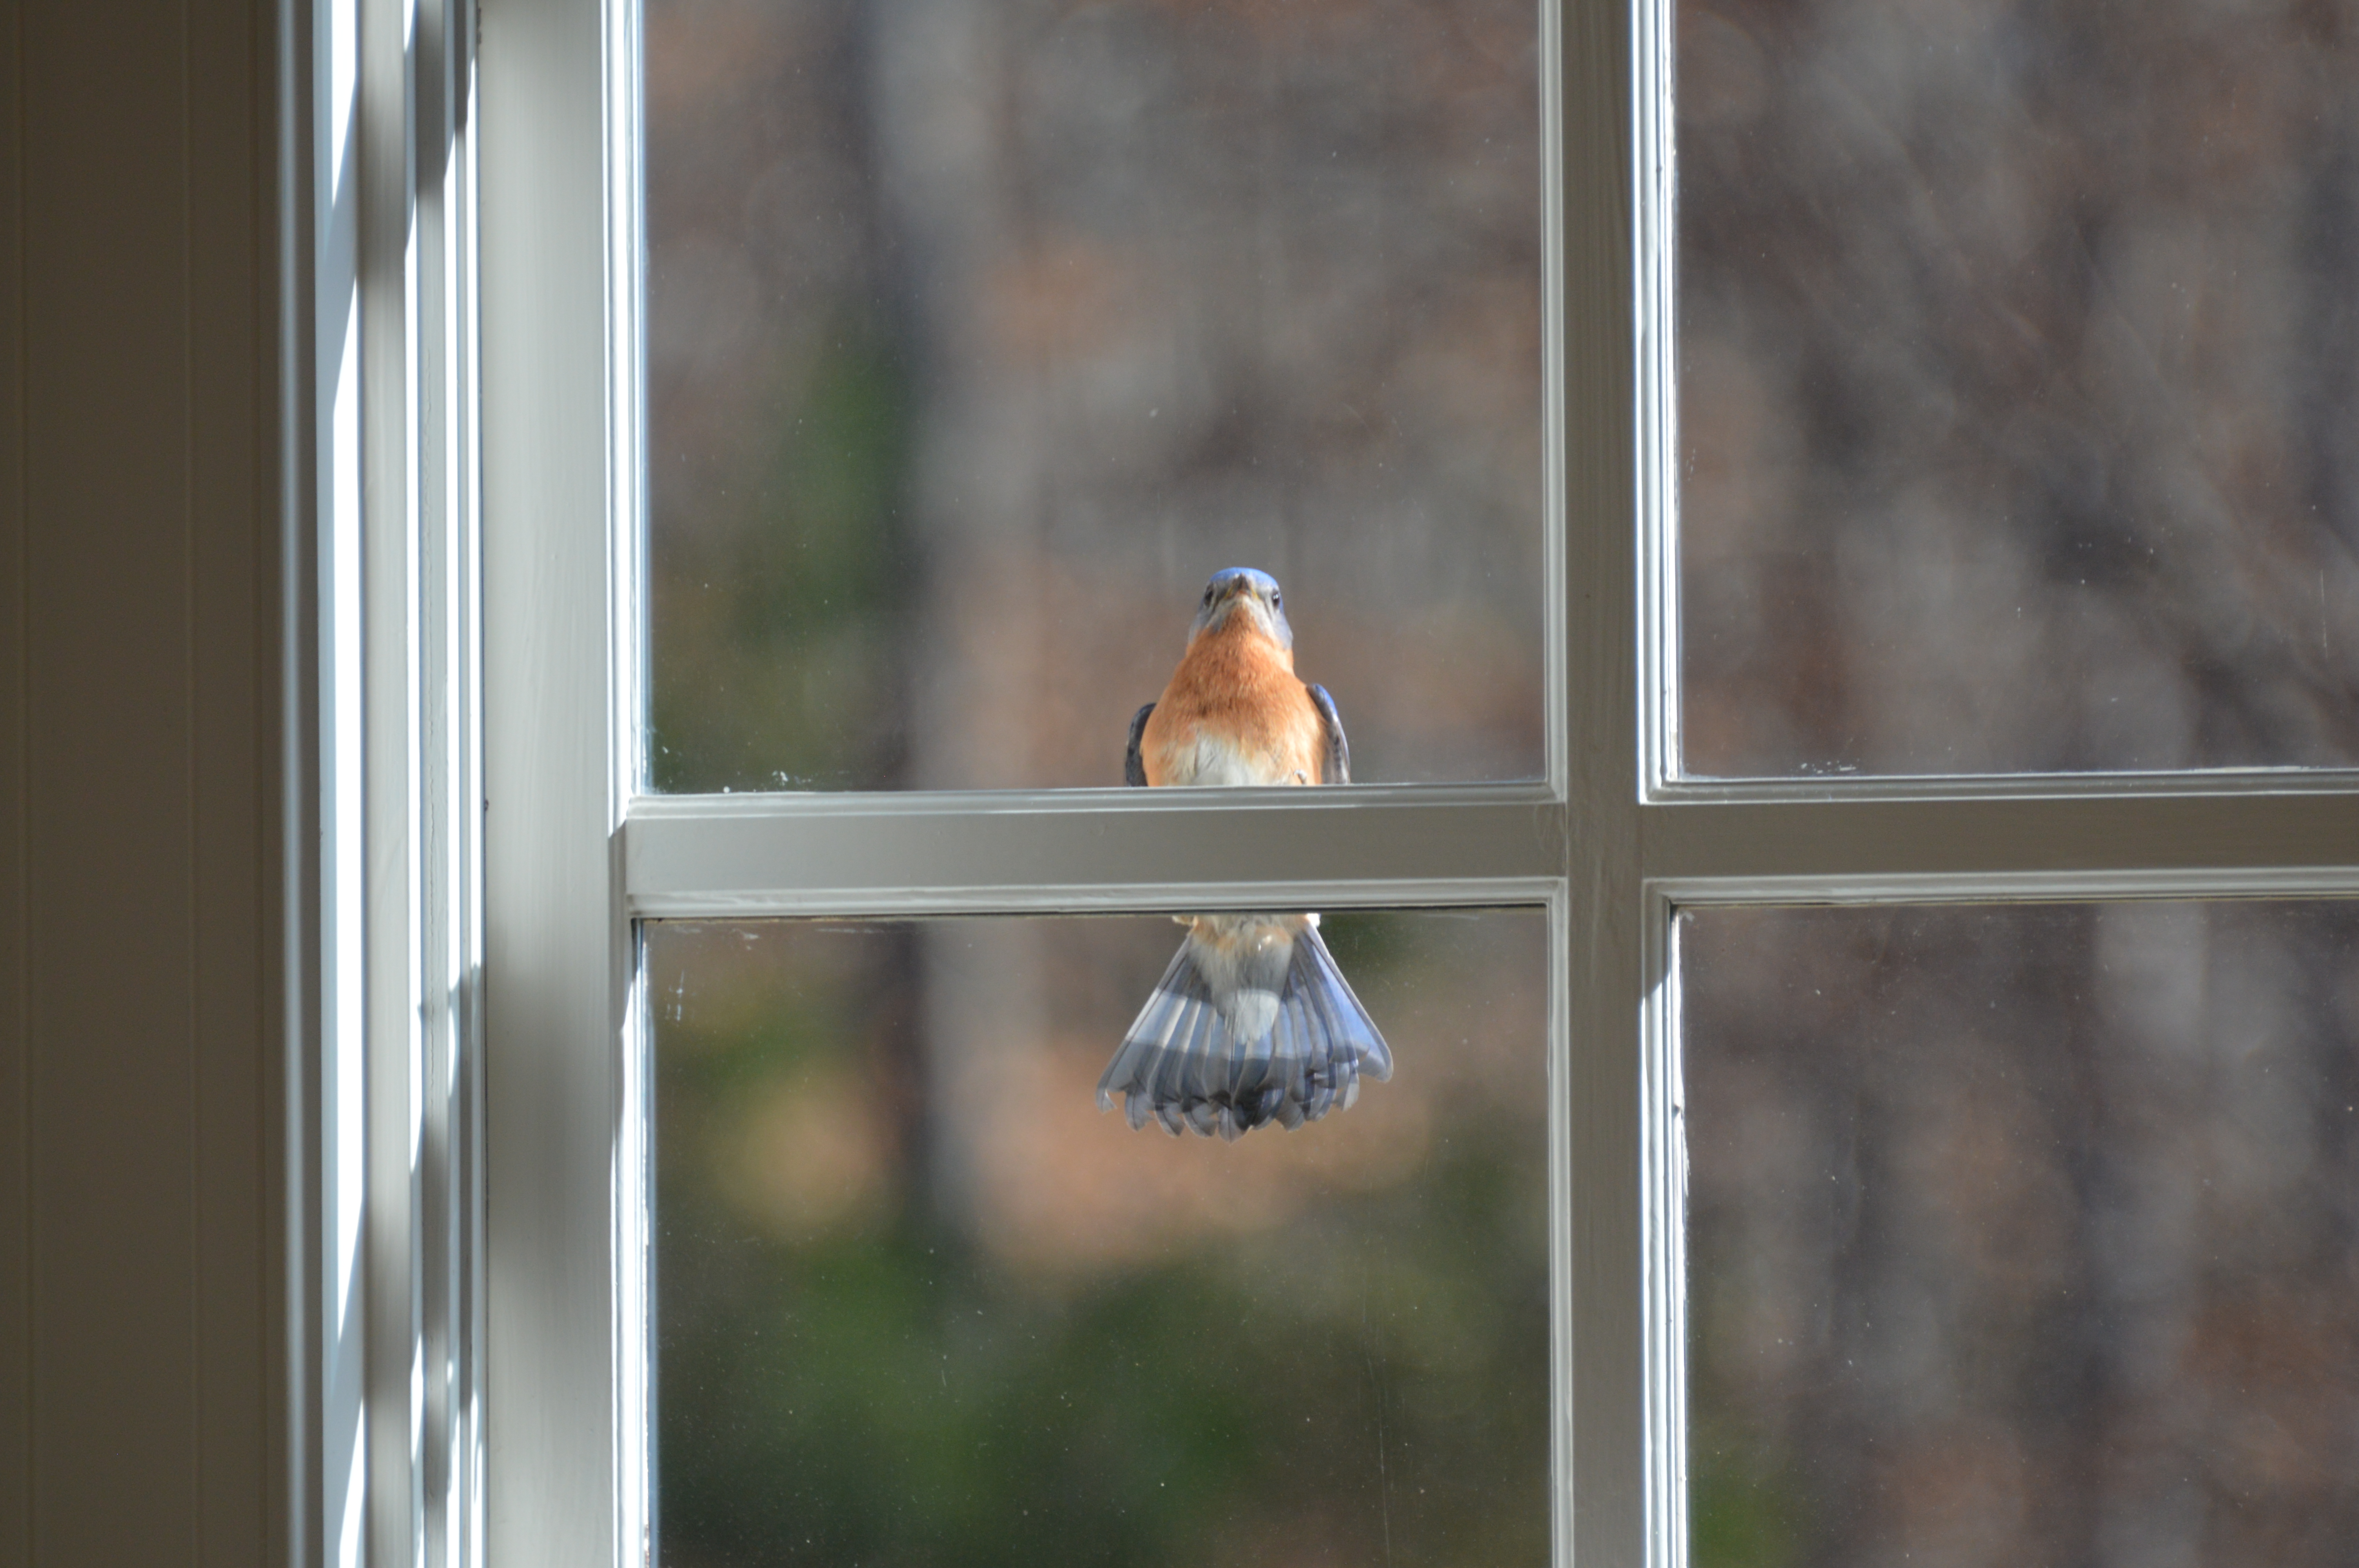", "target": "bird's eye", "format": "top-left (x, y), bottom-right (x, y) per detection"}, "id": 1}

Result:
top-left (1272, 592), bottom-right (1282, 609)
